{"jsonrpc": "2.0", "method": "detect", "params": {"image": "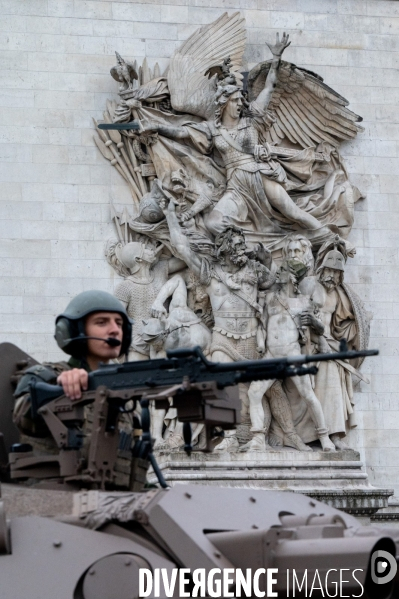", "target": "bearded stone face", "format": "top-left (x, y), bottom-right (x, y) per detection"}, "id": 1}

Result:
top-left (228, 234), bottom-right (248, 266)
top-left (285, 239), bottom-right (310, 279)
top-left (287, 240), bottom-right (305, 263)
top-left (320, 267), bottom-right (342, 290)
